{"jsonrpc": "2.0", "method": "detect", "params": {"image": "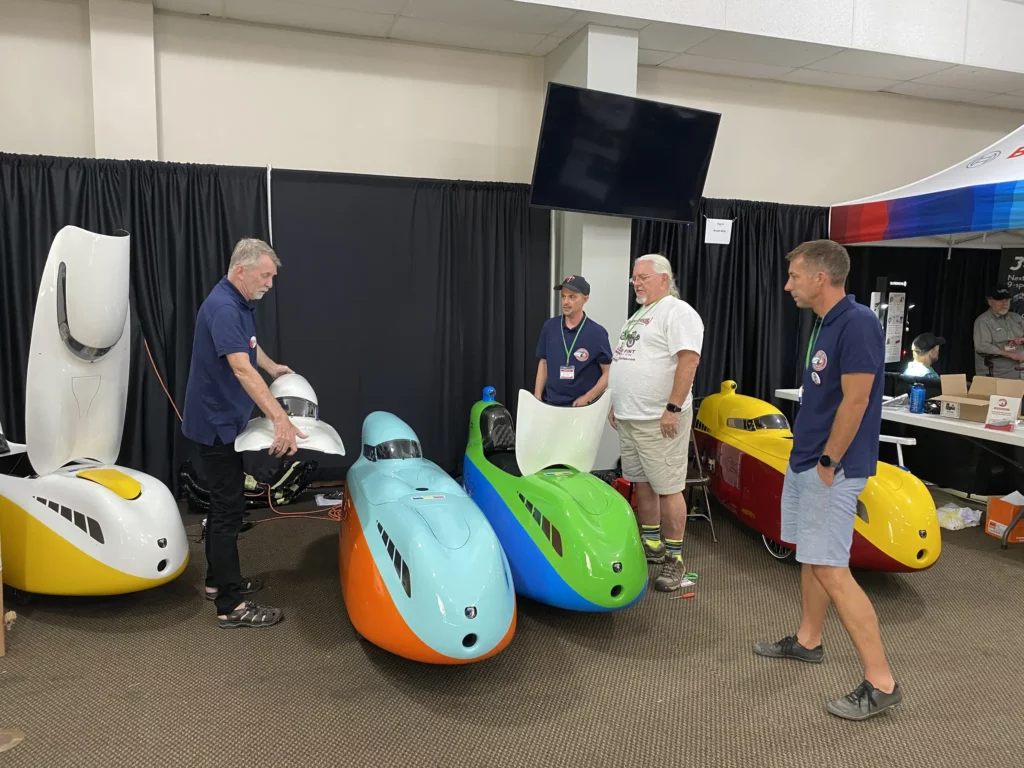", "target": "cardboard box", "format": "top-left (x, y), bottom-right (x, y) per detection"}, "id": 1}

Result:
top-left (931, 375), bottom-right (1024, 424)
top-left (986, 492), bottom-right (1024, 545)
